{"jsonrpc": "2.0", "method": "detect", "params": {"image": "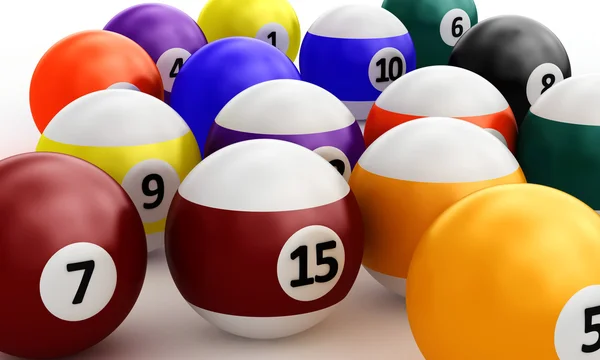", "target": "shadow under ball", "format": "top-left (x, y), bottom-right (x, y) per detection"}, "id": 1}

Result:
top-left (448, 15), bottom-right (571, 127)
